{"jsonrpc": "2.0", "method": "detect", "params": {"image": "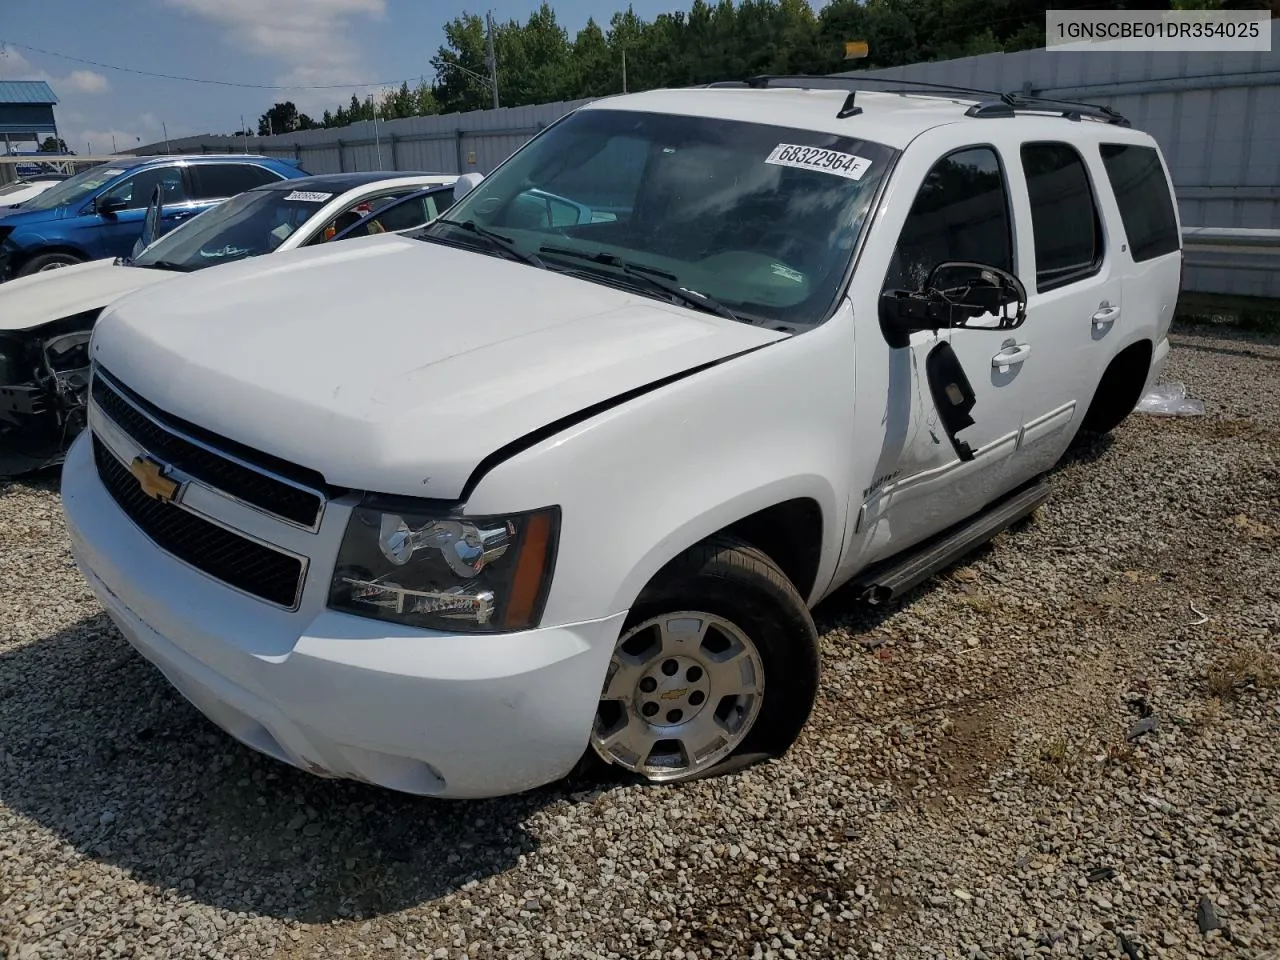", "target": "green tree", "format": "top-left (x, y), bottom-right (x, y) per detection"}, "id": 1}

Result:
top-left (38, 136), bottom-right (72, 154)
top-left (257, 101), bottom-right (318, 136)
